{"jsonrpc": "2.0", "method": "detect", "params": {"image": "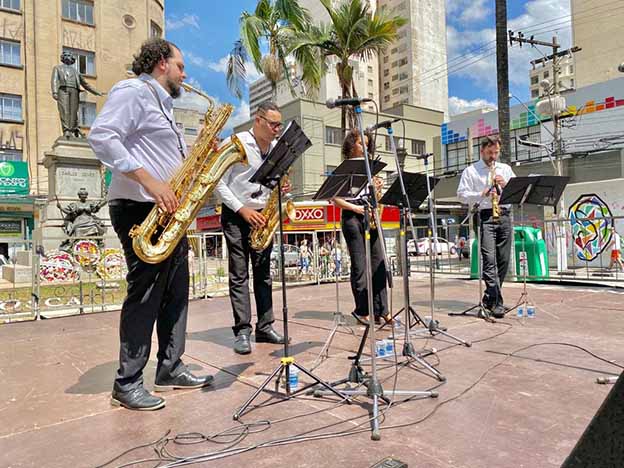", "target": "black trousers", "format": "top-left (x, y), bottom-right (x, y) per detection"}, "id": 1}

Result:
top-left (109, 200), bottom-right (189, 392)
top-left (342, 210), bottom-right (388, 317)
top-left (479, 210), bottom-right (512, 308)
top-left (221, 205), bottom-right (274, 337)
